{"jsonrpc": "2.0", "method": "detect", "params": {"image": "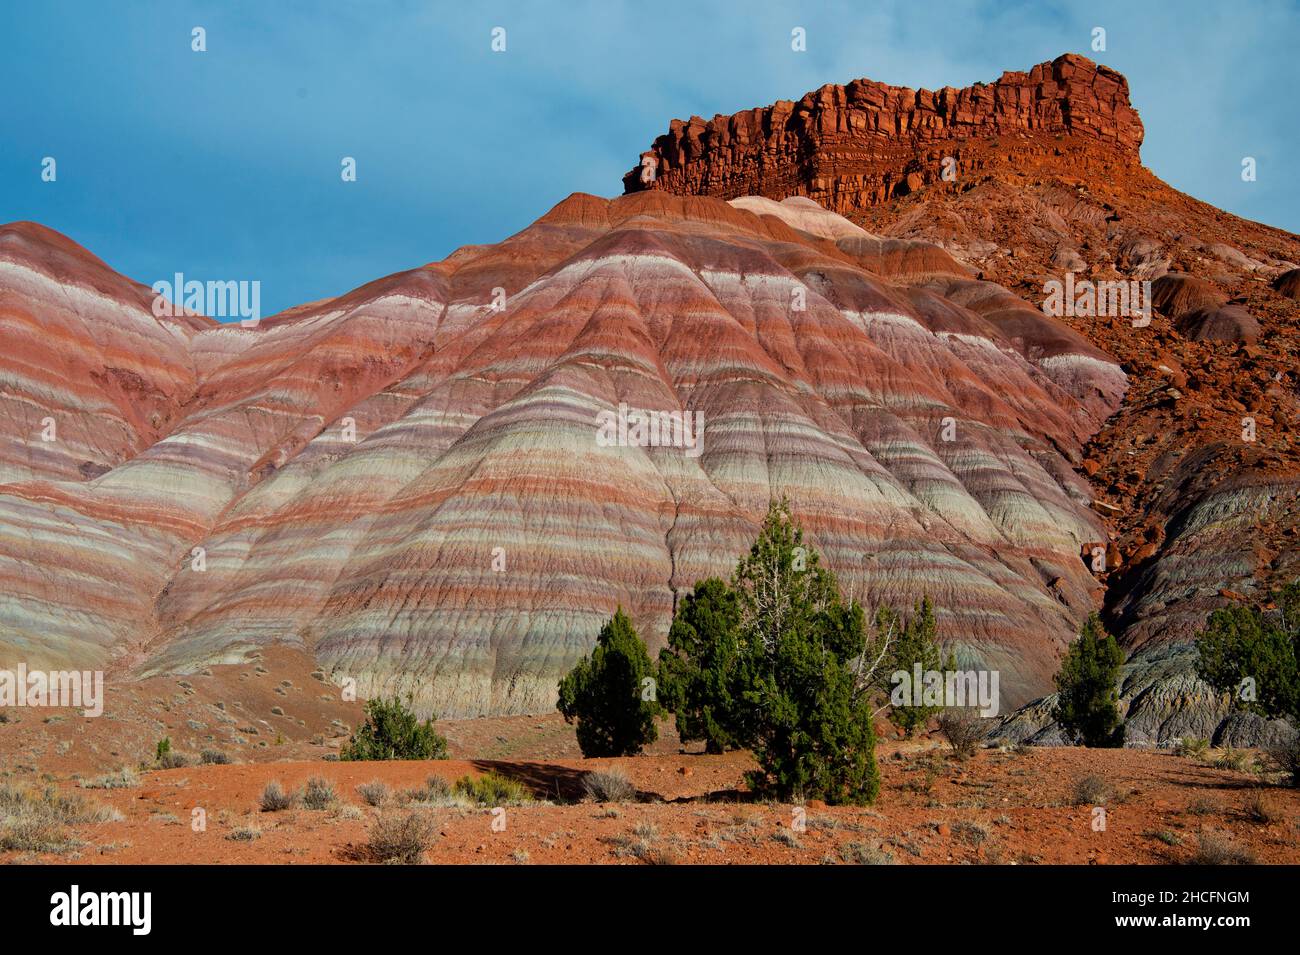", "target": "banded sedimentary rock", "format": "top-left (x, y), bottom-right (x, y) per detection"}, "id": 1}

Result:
top-left (0, 191), bottom-right (1123, 716)
top-left (624, 53), bottom-right (1300, 742)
